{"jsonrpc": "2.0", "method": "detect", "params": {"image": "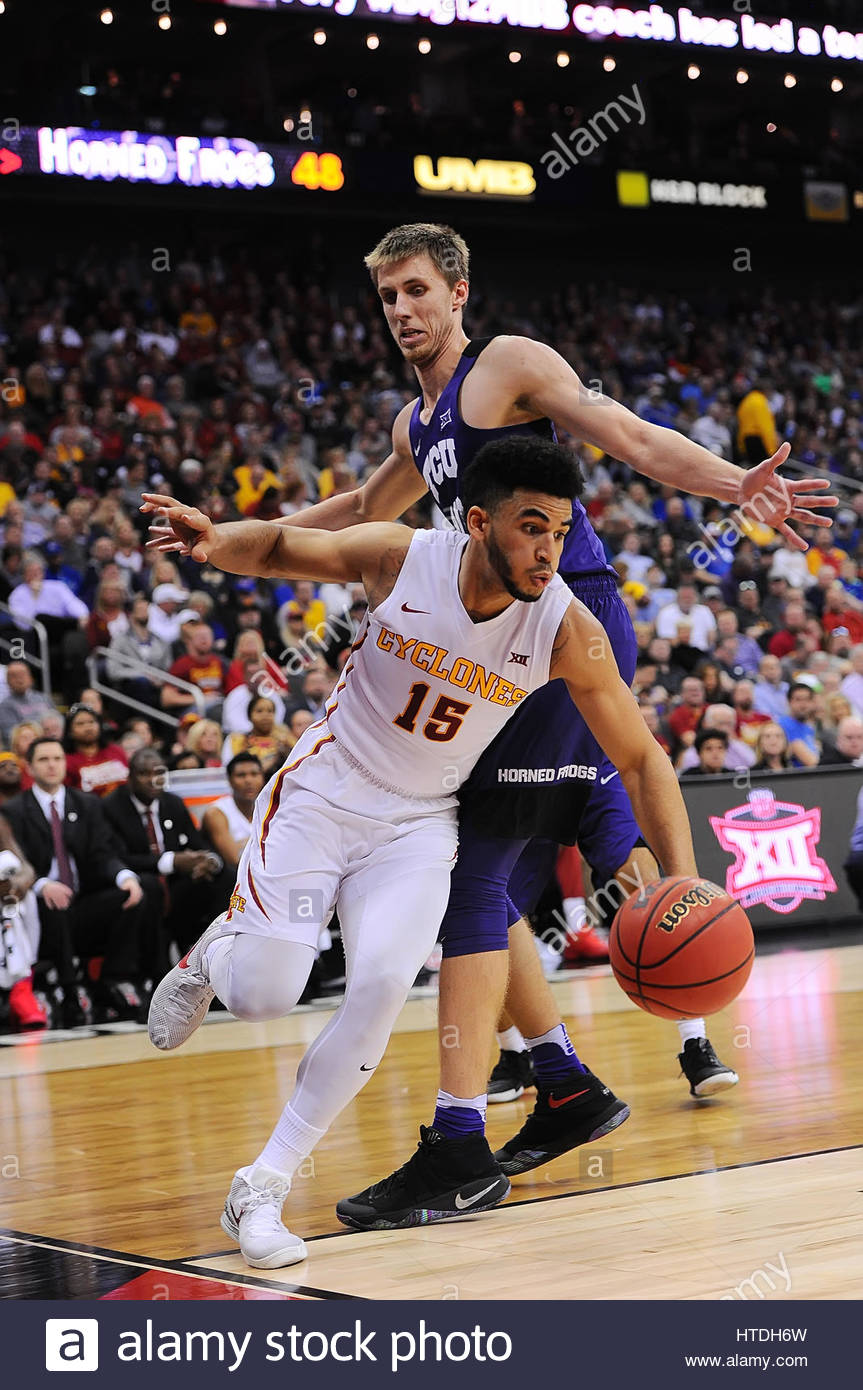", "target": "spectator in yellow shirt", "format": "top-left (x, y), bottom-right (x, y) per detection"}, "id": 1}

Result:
top-left (737, 380), bottom-right (779, 465)
top-left (233, 456), bottom-right (280, 515)
top-left (317, 445), bottom-right (357, 501)
top-left (806, 527), bottom-right (849, 578)
top-left (291, 582), bottom-right (327, 637)
top-left (179, 297), bottom-right (217, 340)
